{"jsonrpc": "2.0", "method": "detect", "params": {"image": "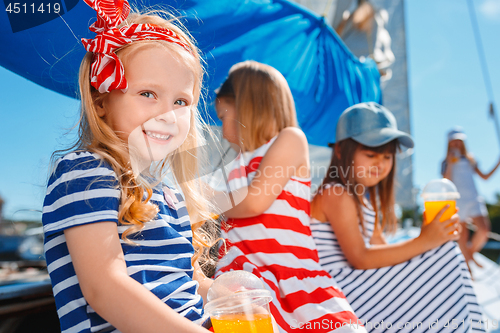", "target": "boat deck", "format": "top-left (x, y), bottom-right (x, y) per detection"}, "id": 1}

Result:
top-left (470, 254), bottom-right (500, 332)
